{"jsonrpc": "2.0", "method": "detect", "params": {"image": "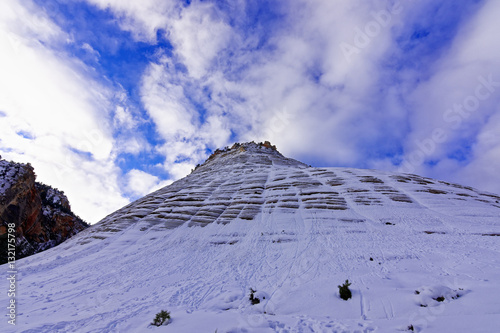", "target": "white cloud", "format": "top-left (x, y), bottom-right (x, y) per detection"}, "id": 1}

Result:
top-left (0, 0), bottom-right (63, 45)
top-left (118, 137), bottom-right (150, 155)
top-left (126, 169), bottom-right (172, 197)
top-left (86, 0), bottom-right (234, 80)
top-left (81, 42), bottom-right (100, 62)
top-left (140, 55), bottom-right (232, 179)
top-left (114, 106), bottom-right (136, 129)
top-left (141, 60), bottom-right (198, 140)
top-left (169, 2), bottom-right (234, 79)
top-left (155, 139), bottom-right (209, 179)
top-left (84, 0), bottom-right (179, 42)
top-left (398, 0), bottom-right (500, 193)
top-left (448, 109), bottom-right (500, 195)
top-left (96, 0), bottom-right (404, 171)
top-left (79, 0), bottom-right (500, 195)
top-left (0, 0), bottom-right (130, 223)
